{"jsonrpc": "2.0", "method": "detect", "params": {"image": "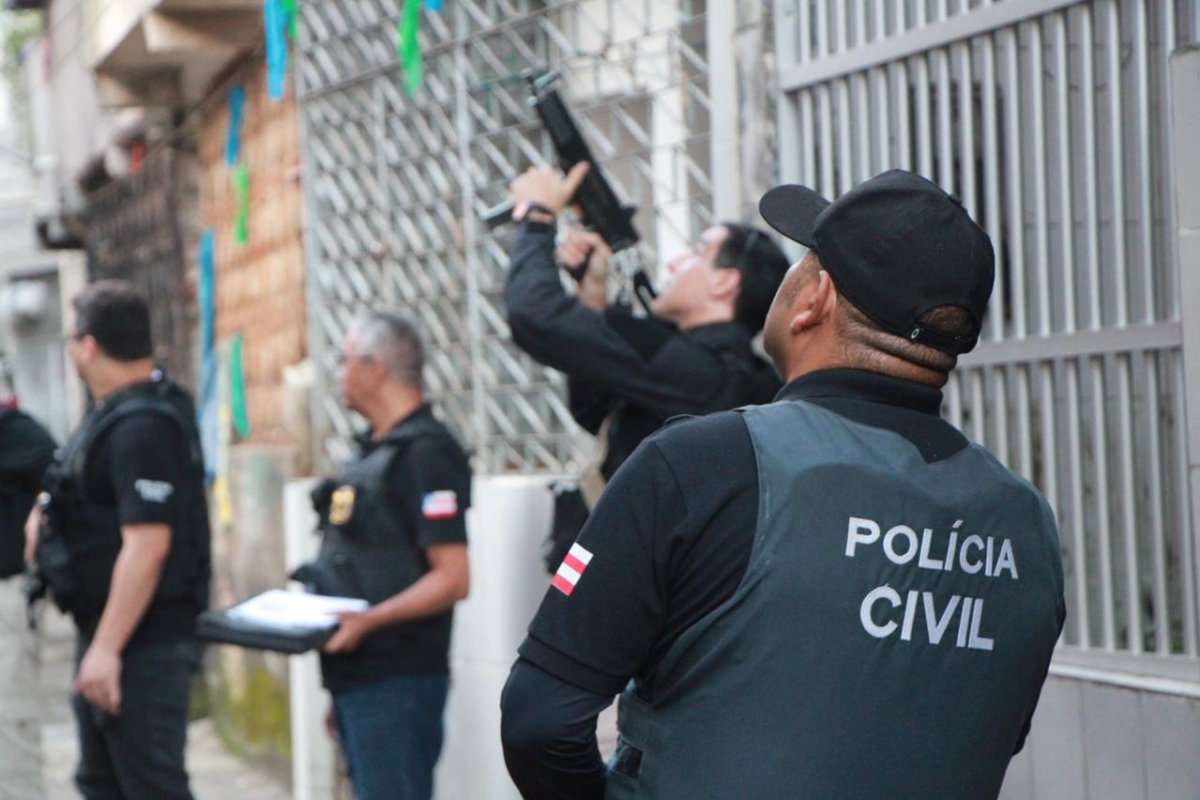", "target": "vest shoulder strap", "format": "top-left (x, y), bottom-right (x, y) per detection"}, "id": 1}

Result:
top-left (70, 394), bottom-right (202, 488)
